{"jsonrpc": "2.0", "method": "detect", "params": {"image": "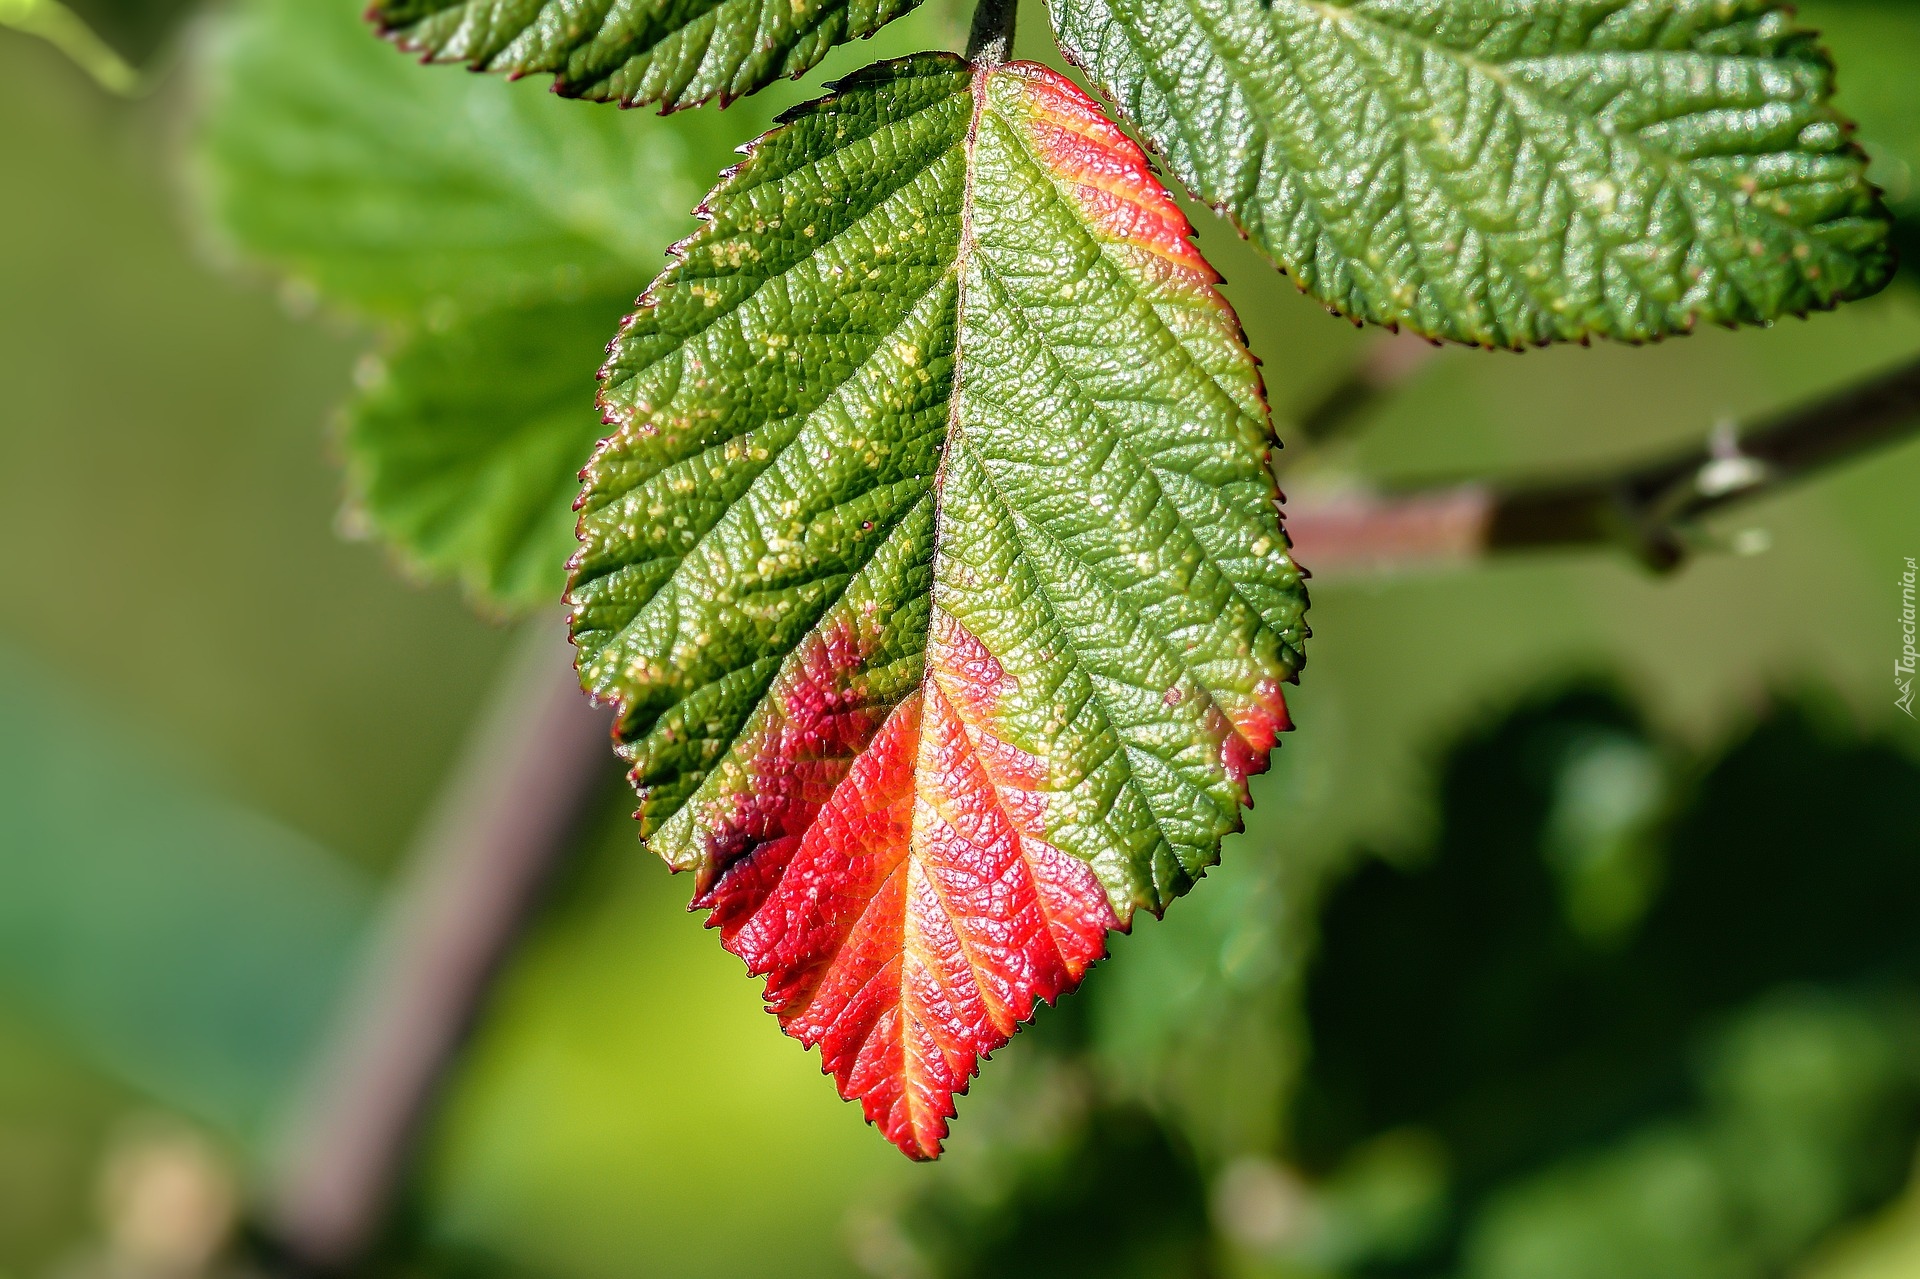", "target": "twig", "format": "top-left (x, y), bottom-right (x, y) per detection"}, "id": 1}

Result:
top-left (1286, 353), bottom-right (1920, 577)
top-left (1287, 329), bottom-right (1440, 453)
top-left (0, 0), bottom-right (144, 94)
top-left (965, 0), bottom-right (1017, 65)
top-left (265, 619), bottom-right (611, 1273)
top-left (1283, 485), bottom-right (1496, 575)
top-left (255, 350), bottom-right (1920, 1268)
